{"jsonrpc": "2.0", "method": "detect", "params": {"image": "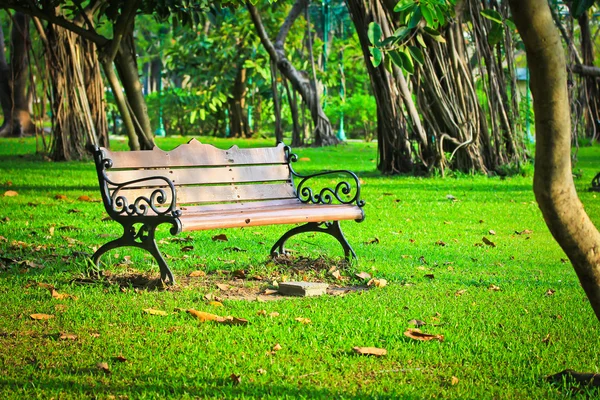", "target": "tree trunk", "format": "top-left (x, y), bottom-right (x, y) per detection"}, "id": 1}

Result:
top-left (0, 12), bottom-right (34, 137)
top-left (270, 59), bottom-right (283, 143)
top-left (228, 66), bottom-right (248, 138)
top-left (508, 0), bottom-right (600, 321)
top-left (114, 31), bottom-right (154, 149)
top-left (346, 0), bottom-right (413, 173)
top-left (246, 1), bottom-right (338, 146)
top-left (45, 25), bottom-right (98, 160)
